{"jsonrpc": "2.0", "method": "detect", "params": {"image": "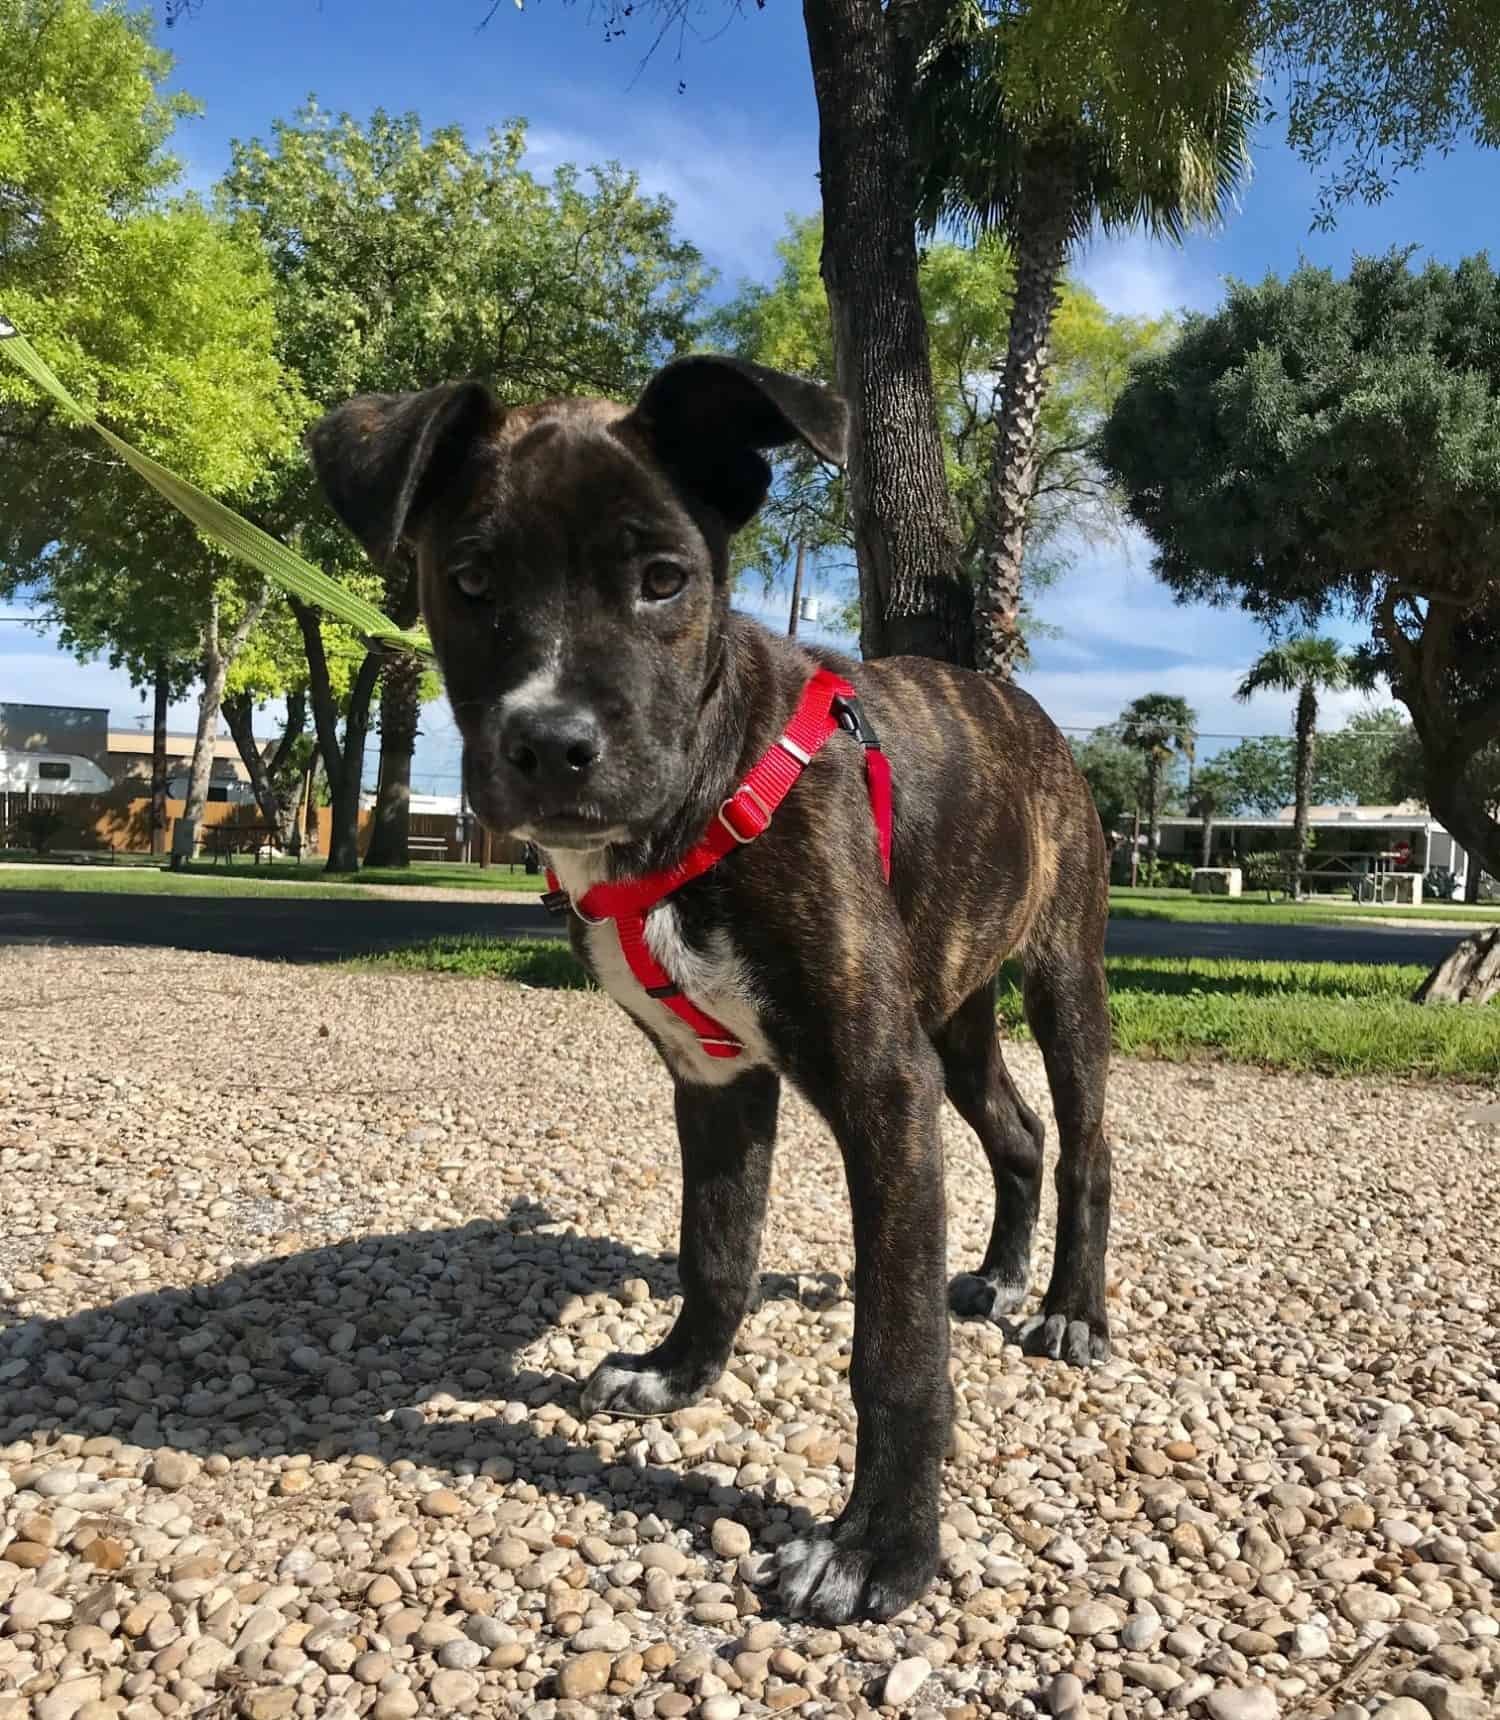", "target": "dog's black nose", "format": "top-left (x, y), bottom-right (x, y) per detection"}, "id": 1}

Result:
top-left (501, 704), bottom-right (602, 786)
